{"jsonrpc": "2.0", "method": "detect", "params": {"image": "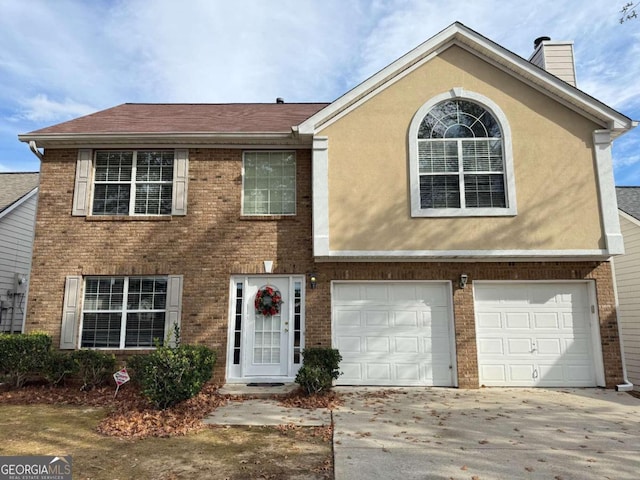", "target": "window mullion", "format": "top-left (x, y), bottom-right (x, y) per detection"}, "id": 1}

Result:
top-left (130, 152), bottom-right (137, 215)
top-left (120, 277), bottom-right (129, 349)
top-left (457, 139), bottom-right (466, 209)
